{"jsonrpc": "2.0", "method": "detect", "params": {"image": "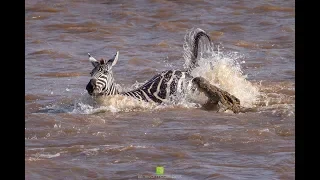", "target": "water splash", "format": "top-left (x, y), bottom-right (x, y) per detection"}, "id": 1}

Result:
top-left (189, 51), bottom-right (260, 108)
top-left (182, 28), bottom-right (260, 108)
